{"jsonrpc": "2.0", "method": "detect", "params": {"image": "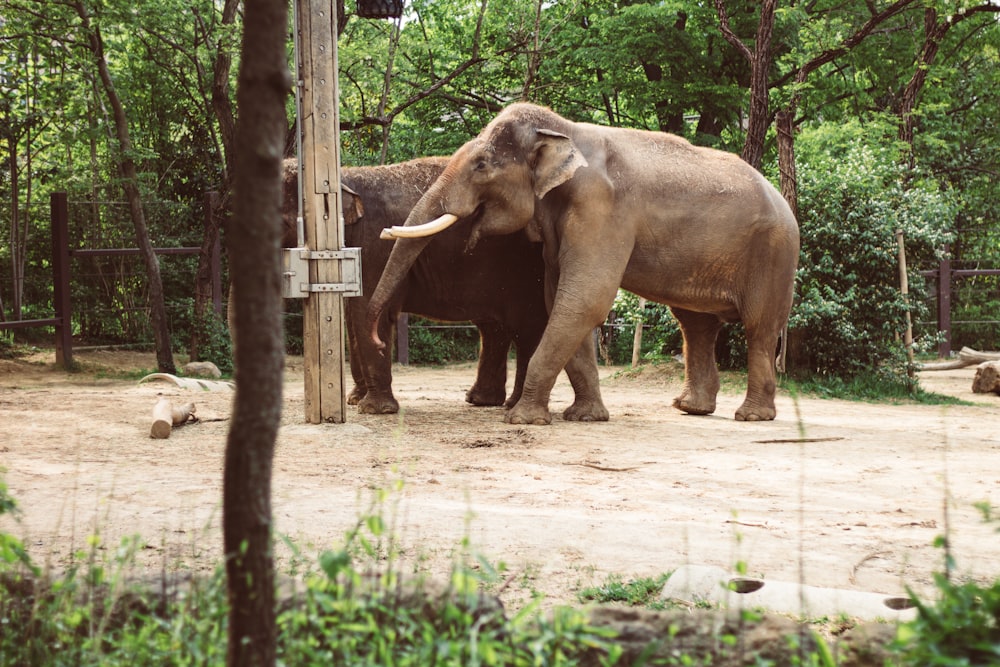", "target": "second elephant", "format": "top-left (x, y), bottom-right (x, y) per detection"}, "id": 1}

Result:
top-left (282, 157), bottom-right (549, 414)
